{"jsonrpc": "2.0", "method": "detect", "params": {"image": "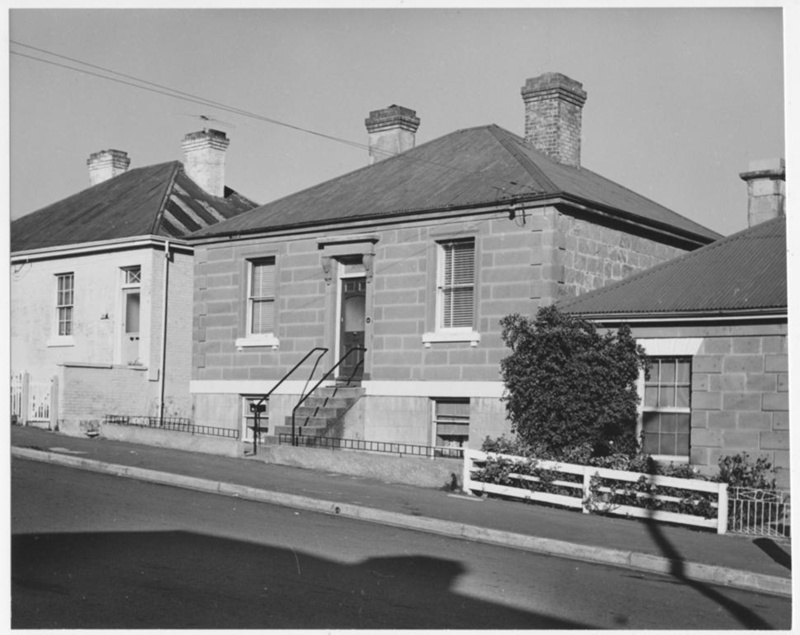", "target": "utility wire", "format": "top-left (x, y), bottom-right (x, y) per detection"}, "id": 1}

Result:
top-left (11, 41), bottom-right (537, 199)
